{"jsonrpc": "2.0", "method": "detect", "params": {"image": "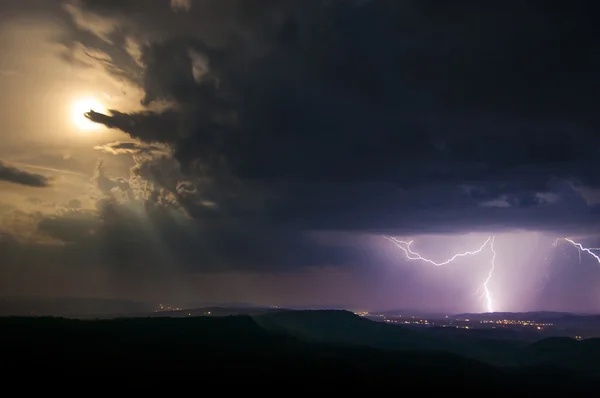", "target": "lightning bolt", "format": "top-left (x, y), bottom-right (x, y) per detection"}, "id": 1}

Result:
top-left (385, 236), bottom-right (491, 266)
top-left (385, 235), bottom-right (496, 312)
top-left (554, 238), bottom-right (600, 264)
top-left (483, 236), bottom-right (496, 313)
